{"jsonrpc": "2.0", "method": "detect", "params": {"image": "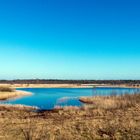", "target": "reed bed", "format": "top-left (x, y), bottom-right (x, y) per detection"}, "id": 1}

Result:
top-left (80, 93), bottom-right (140, 110)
